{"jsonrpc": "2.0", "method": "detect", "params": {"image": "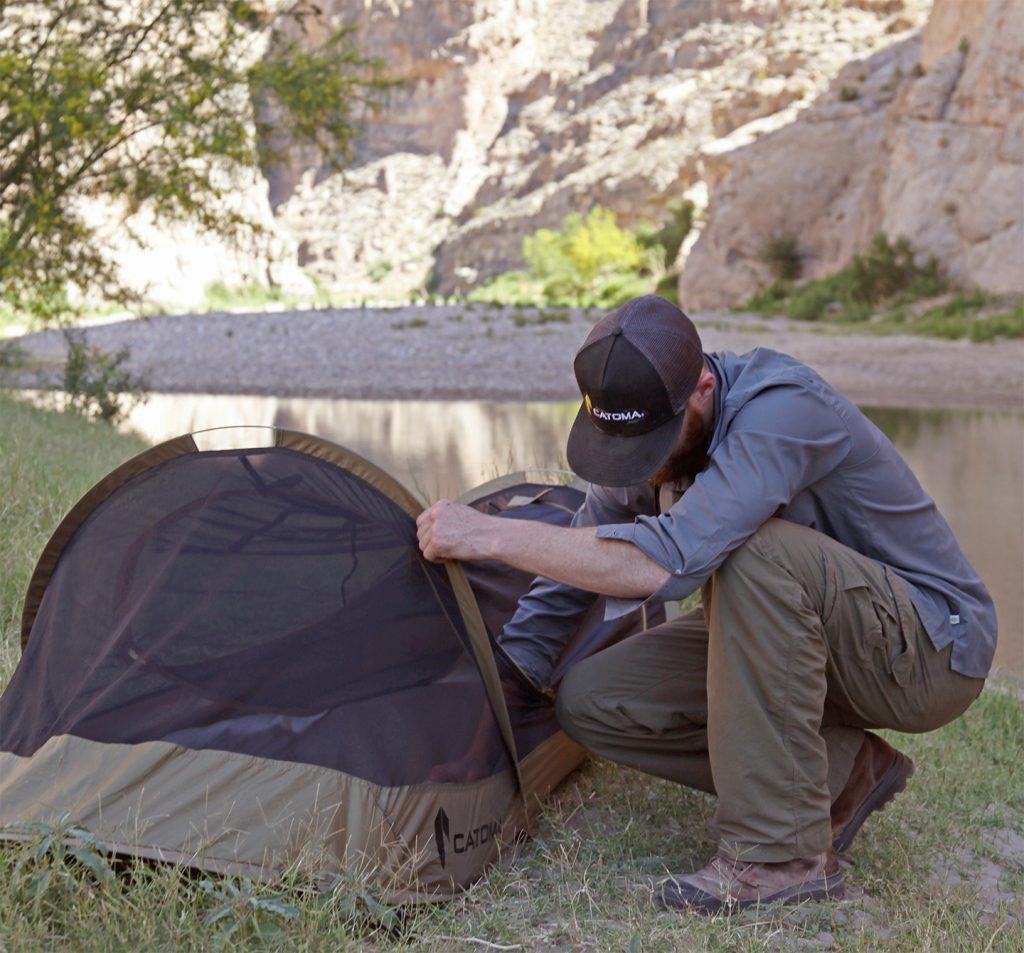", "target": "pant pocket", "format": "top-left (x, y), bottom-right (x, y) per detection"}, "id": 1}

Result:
top-left (880, 568), bottom-right (916, 687)
top-left (830, 579), bottom-right (913, 686)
